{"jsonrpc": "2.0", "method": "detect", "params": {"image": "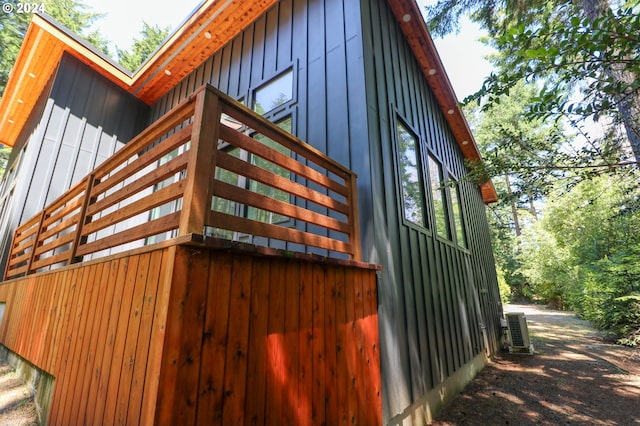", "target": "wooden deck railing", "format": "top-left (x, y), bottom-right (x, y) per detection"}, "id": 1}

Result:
top-left (4, 84), bottom-right (361, 280)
